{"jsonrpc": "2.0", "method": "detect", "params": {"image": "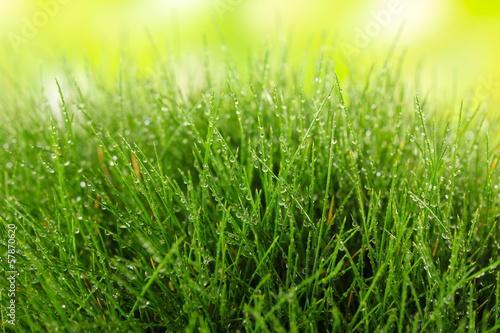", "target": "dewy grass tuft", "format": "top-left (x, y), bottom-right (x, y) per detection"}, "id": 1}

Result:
top-left (1, 47), bottom-right (500, 332)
